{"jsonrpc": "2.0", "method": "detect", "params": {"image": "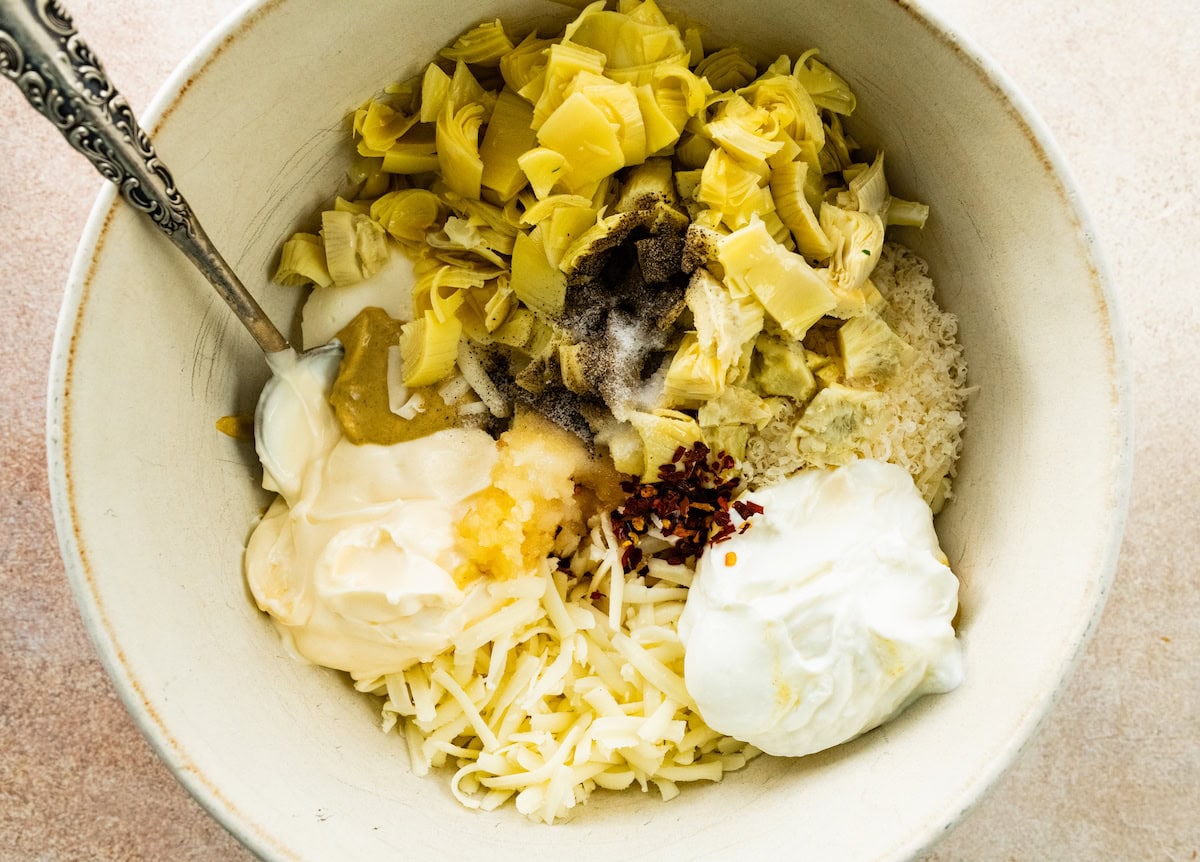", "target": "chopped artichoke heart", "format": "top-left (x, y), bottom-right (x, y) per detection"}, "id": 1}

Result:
top-left (440, 20), bottom-right (514, 65)
top-left (565, 72), bottom-right (647, 165)
top-left (662, 331), bottom-right (723, 405)
top-left (697, 385), bottom-right (772, 430)
top-left (838, 310), bottom-right (915, 383)
top-left (500, 32), bottom-right (552, 94)
top-left (436, 102), bottom-right (486, 200)
top-left (517, 148), bottom-right (570, 200)
top-left (492, 306), bottom-right (536, 348)
top-left (532, 42), bottom-right (608, 129)
top-left (614, 157), bottom-right (676, 211)
top-left (446, 61), bottom-right (489, 116)
top-left (651, 65), bottom-right (712, 131)
top-left (751, 332), bottom-right (816, 403)
top-left (627, 409), bottom-right (705, 482)
top-left (794, 382), bottom-right (885, 459)
top-left (793, 50), bottom-right (857, 115)
top-left (739, 74), bottom-right (824, 151)
top-left (511, 229), bottom-right (568, 318)
top-left (419, 63), bottom-right (452, 123)
top-left (482, 280), bottom-right (515, 332)
top-left (685, 268), bottom-right (764, 373)
top-left (274, 232), bottom-right (332, 288)
top-left (703, 424), bottom-right (750, 463)
top-left (322, 210), bottom-right (388, 287)
top-left (697, 149), bottom-right (768, 230)
top-left (480, 88), bottom-right (537, 199)
top-left (359, 99), bottom-right (419, 154)
top-left (886, 197), bottom-right (930, 228)
top-left (537, 92), bottom-right (627, 193)
top-left (634, 84), bottom-right (683, 154)
top-left (694, 47), bottom-right (757, 92)
top-left (521, 194), bottom-right (595, 227)
top-left (820, 202), bottom-right (885, 291)
top-left (565, 4), bottom-right (686, 76)
top-left (718, 218), bottom-right (836, 339)
top-left (847, 152), bottom-right (889, 216)
top-left (399, 309), bottom-right (462, 387)
top-left (705, 96), bottom-right (783, 166)
top-left (544, 205), bottom-right (598, 268)
top-left (558, 342), bottom-right (589, 393)
top-left (770, 159), bottom-right (835, 260)
top-left (381, 125), bottom-right (440, 174)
